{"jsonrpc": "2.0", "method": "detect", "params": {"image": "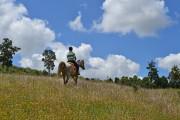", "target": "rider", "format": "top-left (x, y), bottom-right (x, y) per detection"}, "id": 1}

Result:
top-left (67, 47), bottom-right (79, 75)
